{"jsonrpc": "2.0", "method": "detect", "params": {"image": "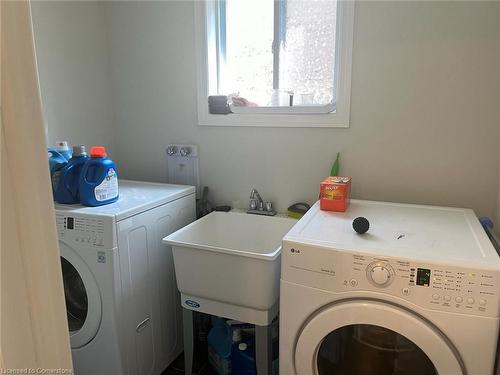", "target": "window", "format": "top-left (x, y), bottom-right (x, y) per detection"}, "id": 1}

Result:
top-left (195, 0), bottom-right (354, 127)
